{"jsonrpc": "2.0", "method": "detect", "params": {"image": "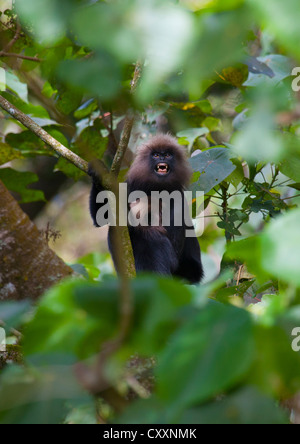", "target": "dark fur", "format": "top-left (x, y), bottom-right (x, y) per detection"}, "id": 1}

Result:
top-left (89, 134), bottom-right (203, 284)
